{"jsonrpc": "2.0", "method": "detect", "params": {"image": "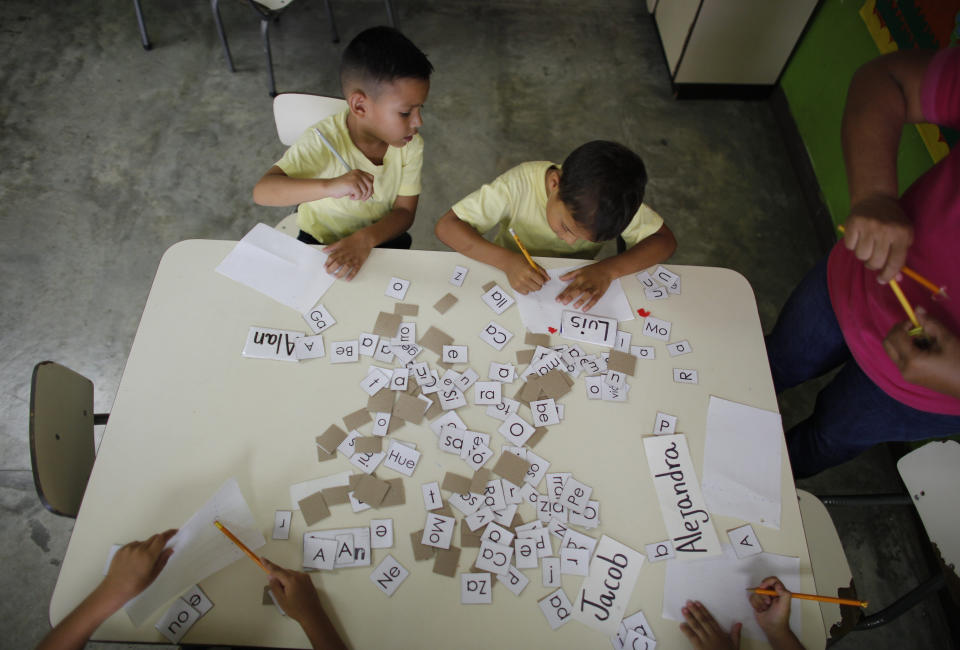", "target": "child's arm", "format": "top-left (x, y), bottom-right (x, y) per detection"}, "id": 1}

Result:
top-left (263, 558), bottom-right (347, 650)
top-left (38, 529), bottom-right (177, 650)
top-left (435, 210), bottom-right (550, 294)
top-left (748, 577), bottom-right (805, 650)
top-left (679, 600), bottom-right (742, 650)
top-left (323, 194), bottom-right (418, 280)
top-left (253, 165), bottom-right (375, 205)
top-left (557, 223), bottom-right (677, 311)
